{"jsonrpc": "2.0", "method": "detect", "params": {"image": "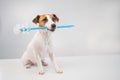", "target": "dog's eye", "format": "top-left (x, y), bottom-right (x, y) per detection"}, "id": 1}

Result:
top-left (52, 18), bottom-right (56, 22)
top-left (42, 18), bottom-right (48, 22)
